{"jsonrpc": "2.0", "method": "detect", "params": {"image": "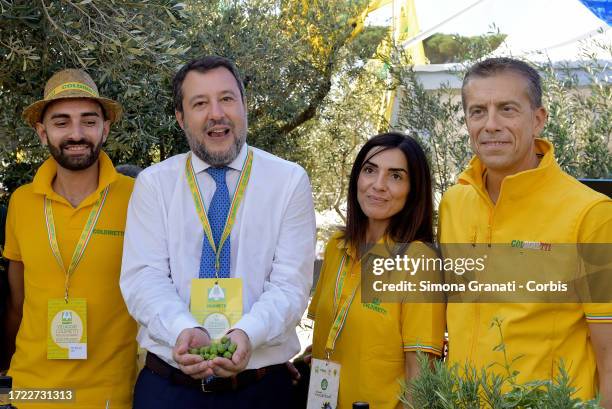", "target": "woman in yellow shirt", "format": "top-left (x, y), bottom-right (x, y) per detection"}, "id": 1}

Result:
top-left (308, 132), bottom-right (445, 409)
